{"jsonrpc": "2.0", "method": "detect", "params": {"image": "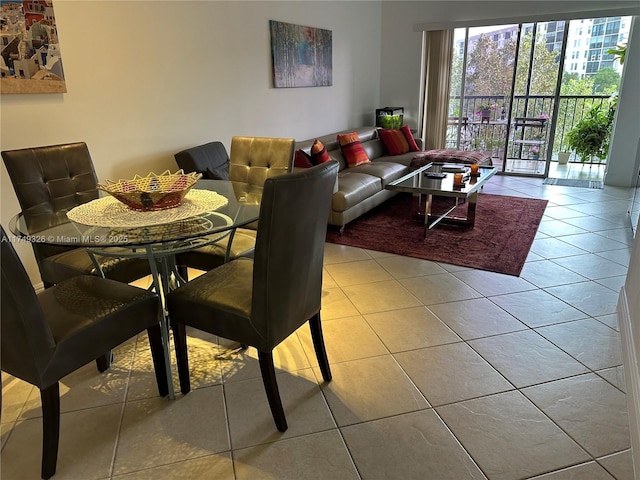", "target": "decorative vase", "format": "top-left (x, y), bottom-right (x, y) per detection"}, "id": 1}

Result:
top-left (558, 152), bottom-right (570, 165)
